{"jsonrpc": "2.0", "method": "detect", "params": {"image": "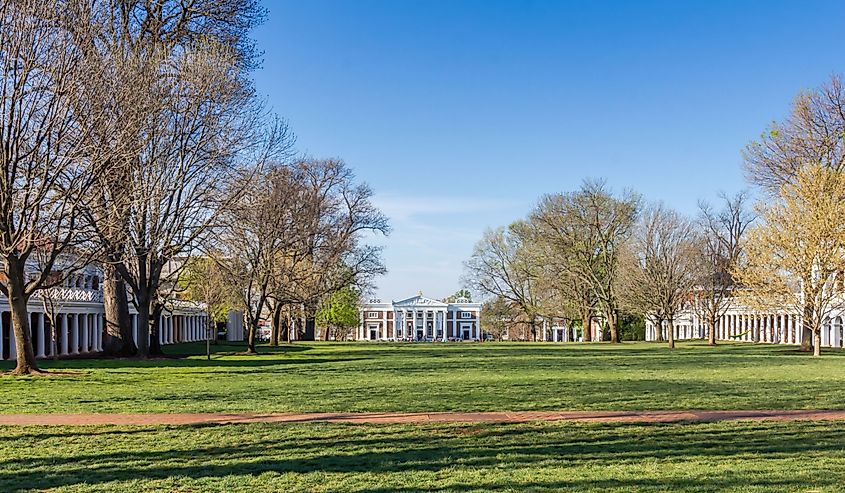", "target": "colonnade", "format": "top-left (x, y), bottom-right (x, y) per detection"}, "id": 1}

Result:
top-left (131, 313), bottom-right (210, 347)
top-left (0, 311), bottom-right (103, 360)
top-left (645, 311), bottom-right (845, 348)
top-left (0, 310), bottom-right (210, 360)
